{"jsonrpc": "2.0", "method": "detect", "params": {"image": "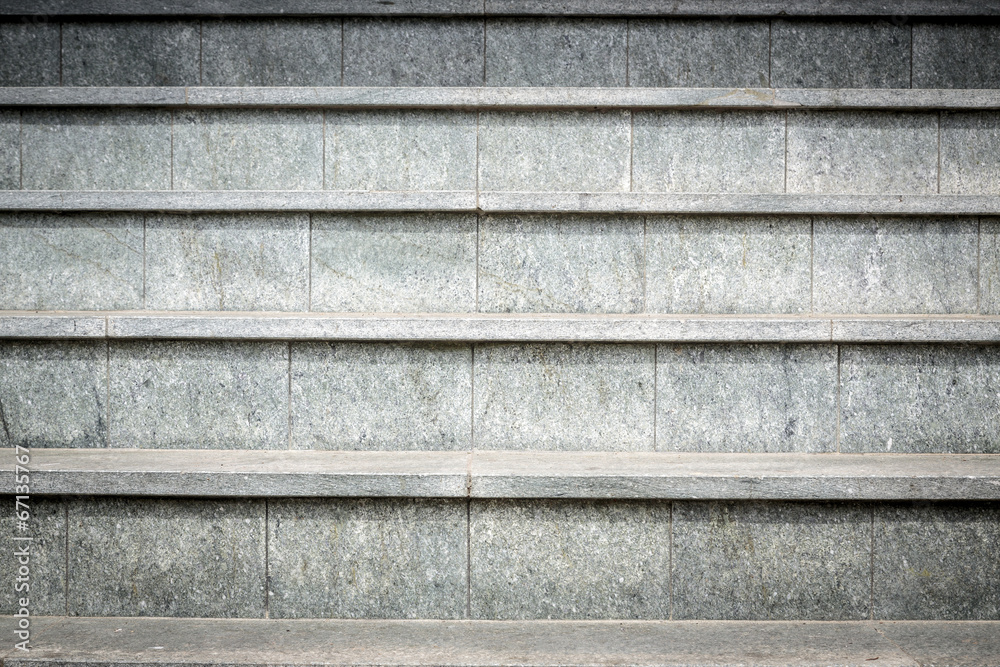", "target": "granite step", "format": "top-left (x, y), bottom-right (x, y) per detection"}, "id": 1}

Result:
top-left (5, 449), bottom-right (1000, 500)
top-left (2, 617), bottom-right (998, 666)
